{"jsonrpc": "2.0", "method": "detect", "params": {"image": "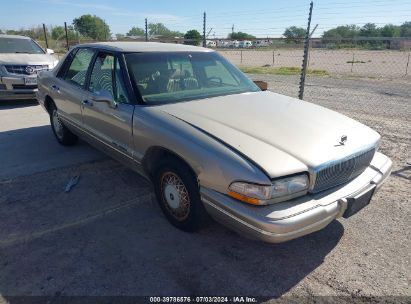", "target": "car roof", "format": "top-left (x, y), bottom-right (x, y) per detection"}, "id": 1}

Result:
top-left (77, 42), bottom-right (214, 53)
top-left (0, 34), bottom-right (32, 40)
